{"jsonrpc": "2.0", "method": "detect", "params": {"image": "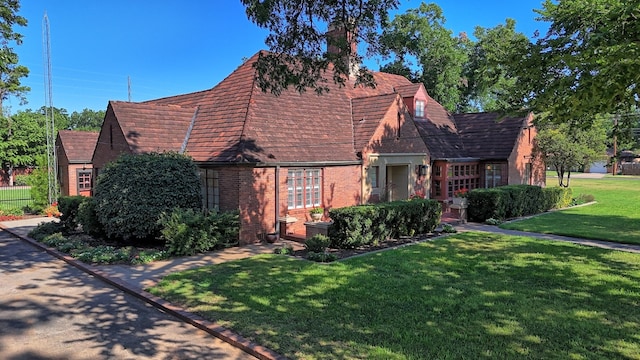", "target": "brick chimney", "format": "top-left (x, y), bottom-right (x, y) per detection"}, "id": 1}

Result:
top-left (326, 20), bottom-right (359, 77)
